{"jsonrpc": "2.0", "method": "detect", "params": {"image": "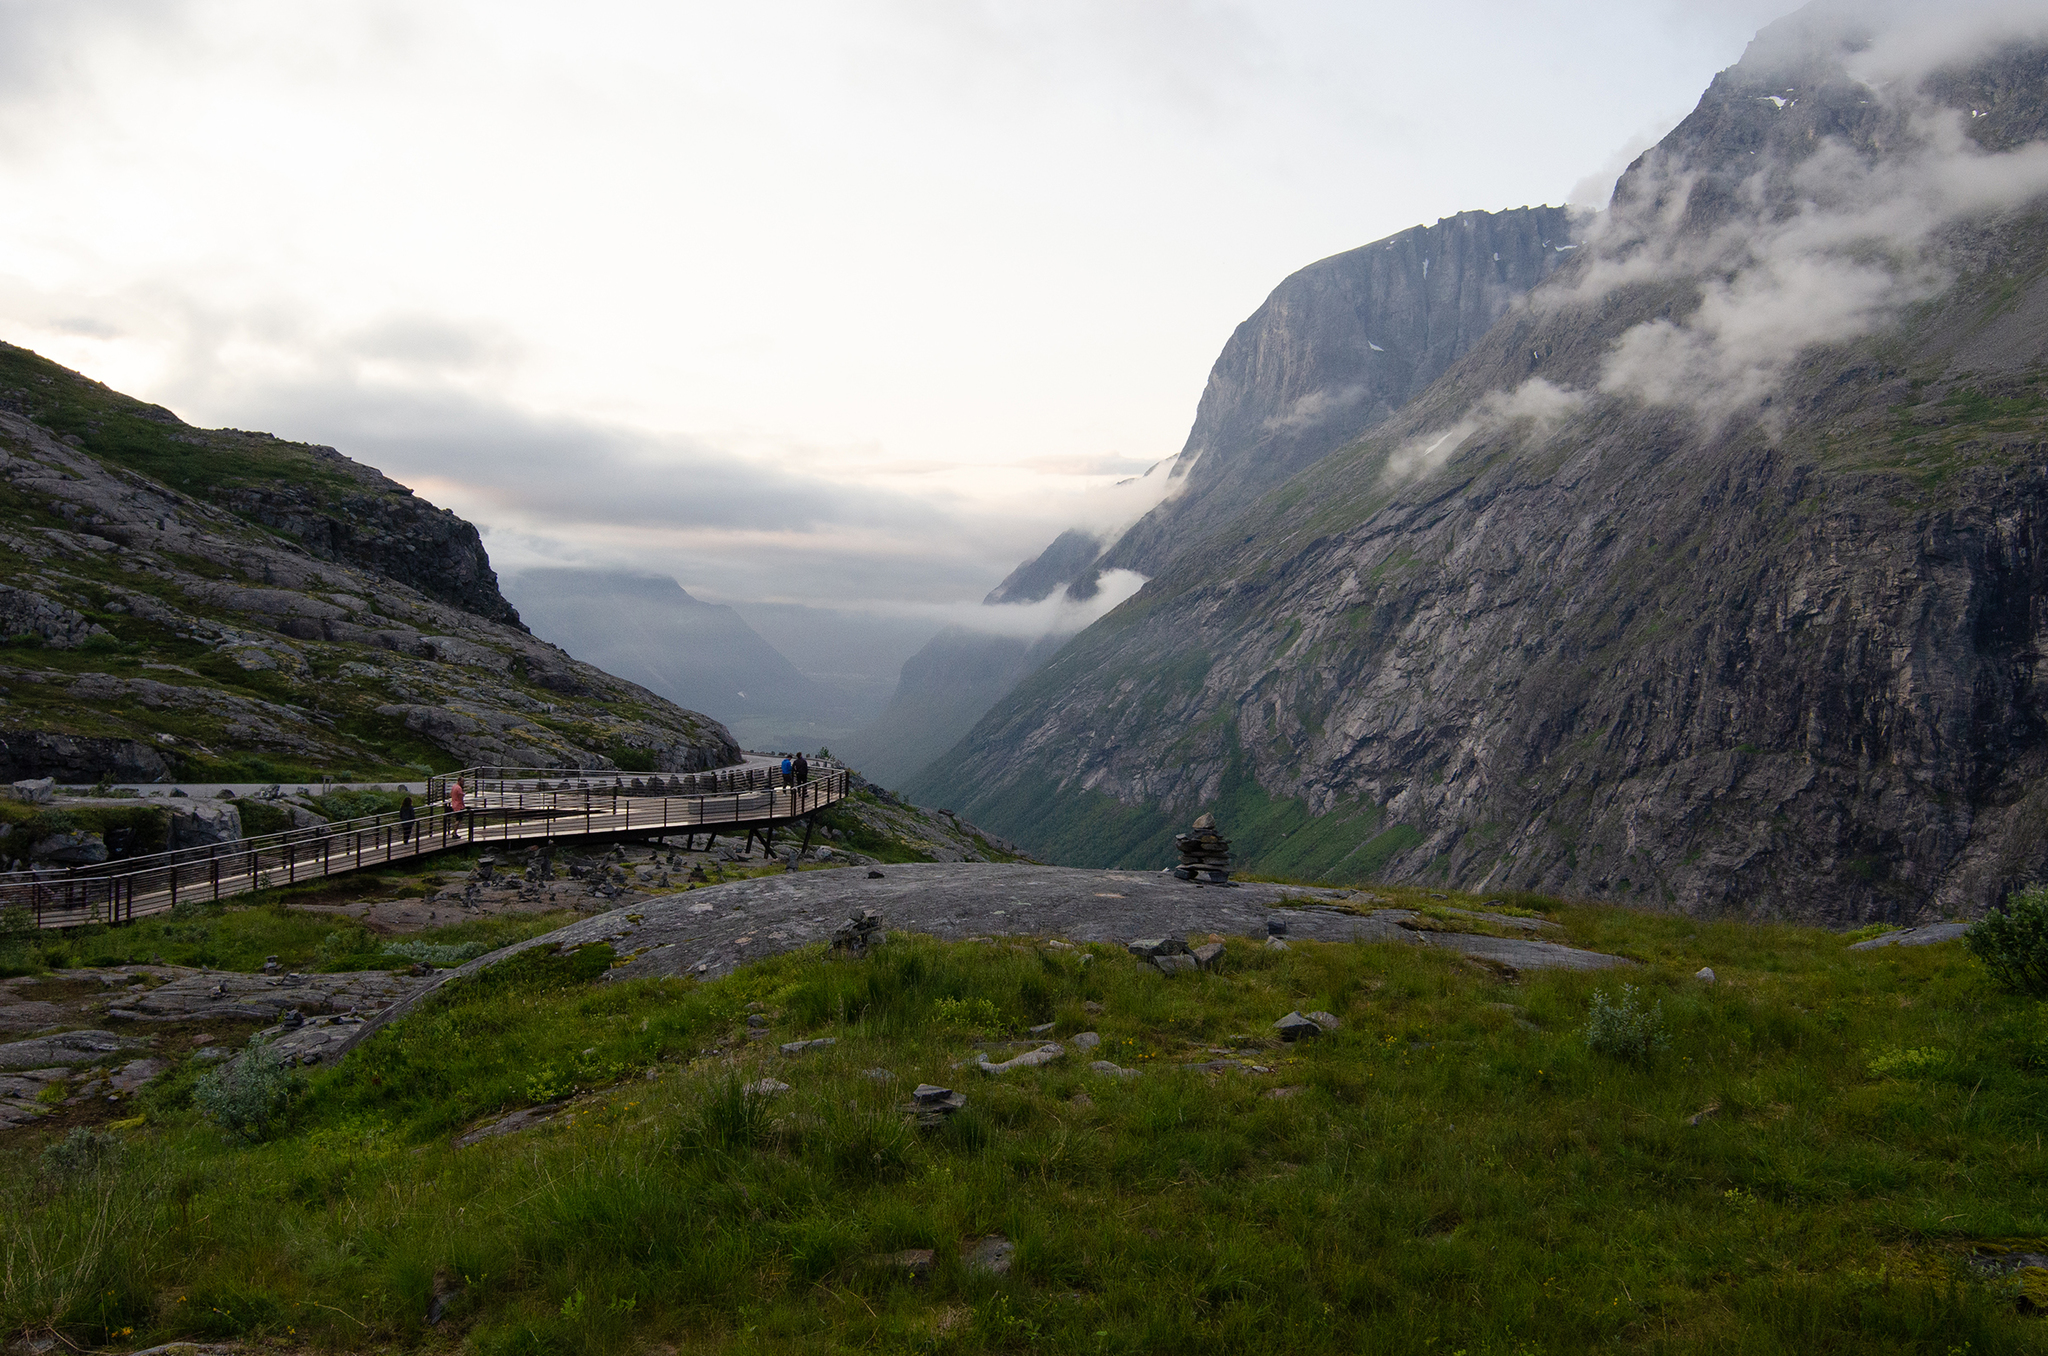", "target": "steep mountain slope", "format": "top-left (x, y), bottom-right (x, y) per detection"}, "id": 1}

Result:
top-left (862, 207), bottom-right (1583, 789)
top-left (0, 345), bottom-right (739, 781)
top-left (917, 6), bottom-right (2048, 924)
top-left (1092, 204), bottom-right (1582, 584)
top-left (504, 568), bottom-right (834, 750)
